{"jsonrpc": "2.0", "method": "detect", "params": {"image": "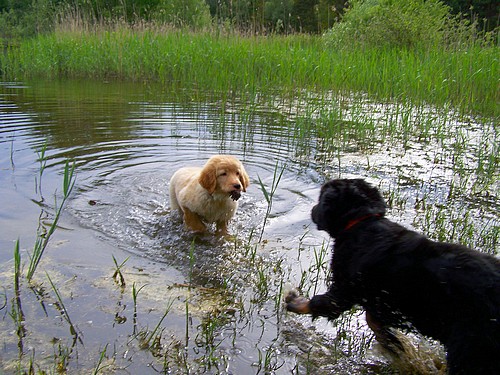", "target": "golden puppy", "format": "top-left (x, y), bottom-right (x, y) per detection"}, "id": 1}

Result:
top-left (169, 155), bottom-right (250, 235)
